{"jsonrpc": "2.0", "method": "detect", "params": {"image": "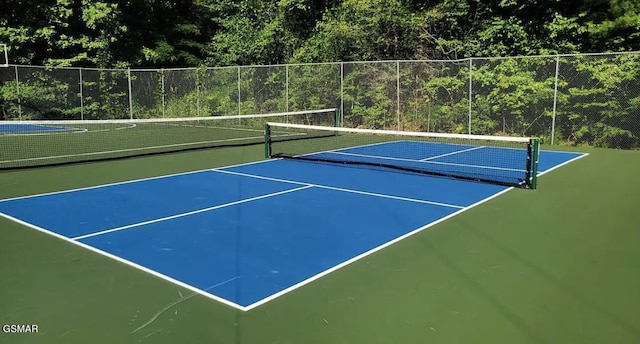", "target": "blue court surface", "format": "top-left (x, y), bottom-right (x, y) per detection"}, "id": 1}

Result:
top-left (0, 142), bottom-right (586, 310)
top-left (0, 123), bottom-right (72, 134)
